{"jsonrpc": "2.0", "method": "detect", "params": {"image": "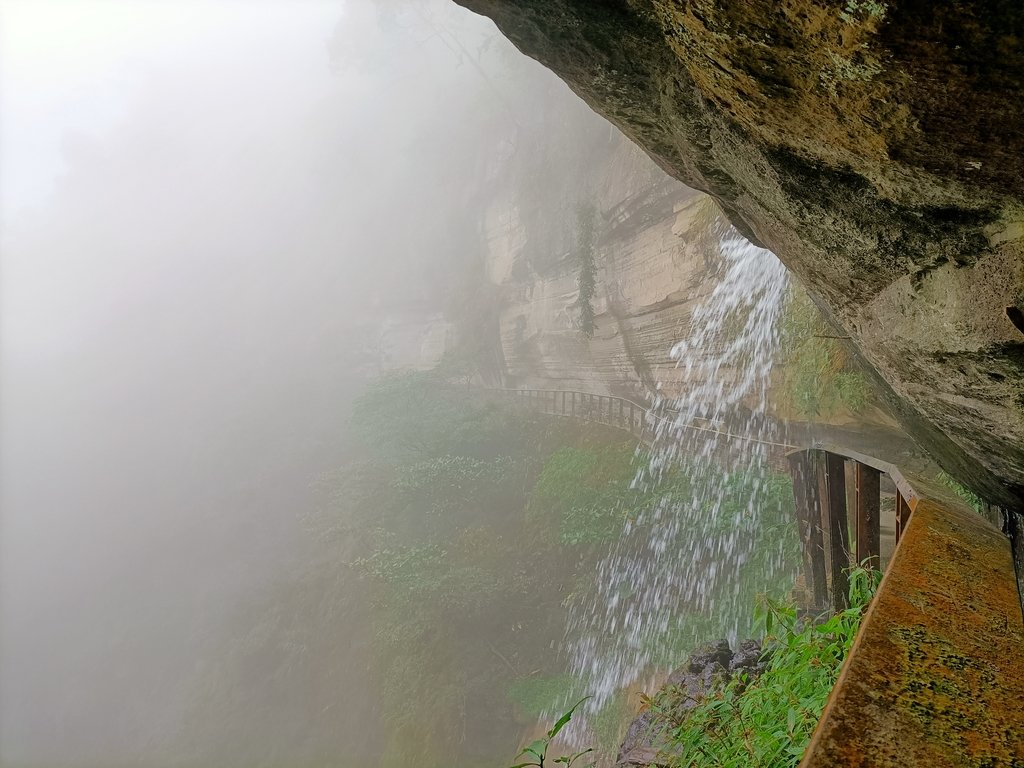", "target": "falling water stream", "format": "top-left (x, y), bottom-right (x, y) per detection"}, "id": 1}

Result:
top-left (559, 225), bottom-right (798, 739)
